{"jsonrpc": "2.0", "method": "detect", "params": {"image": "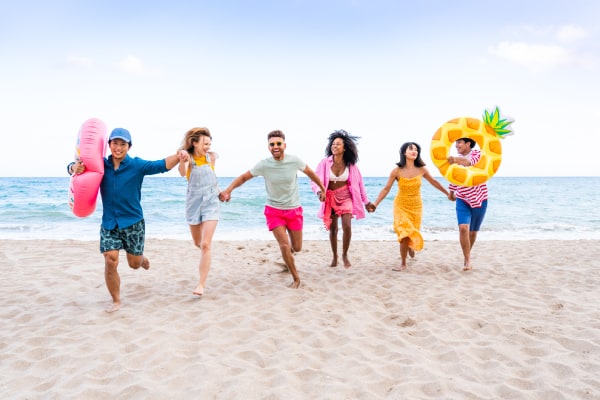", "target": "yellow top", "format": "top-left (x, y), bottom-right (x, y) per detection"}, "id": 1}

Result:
top-left (186, 155), bottom-right (214, 179)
